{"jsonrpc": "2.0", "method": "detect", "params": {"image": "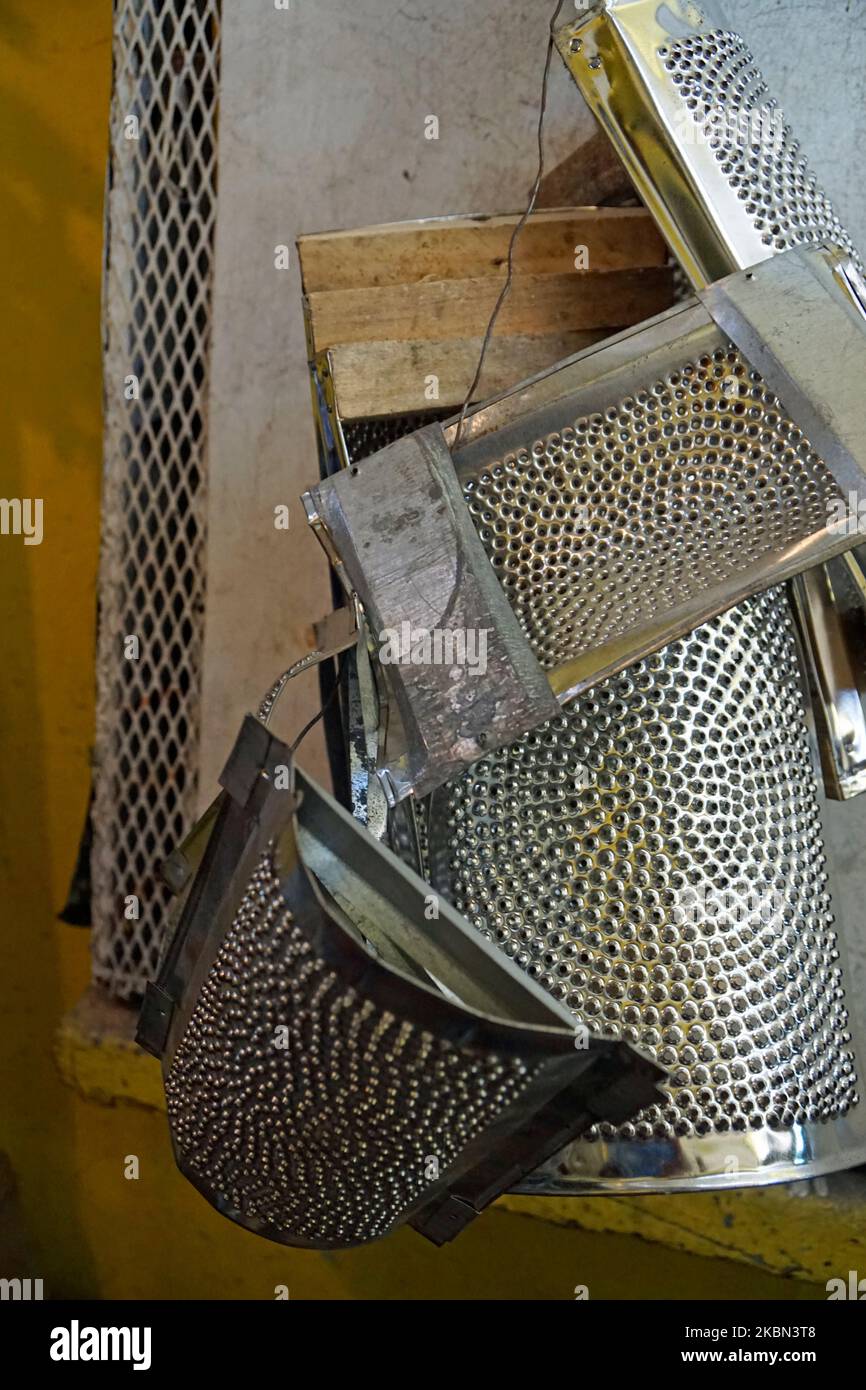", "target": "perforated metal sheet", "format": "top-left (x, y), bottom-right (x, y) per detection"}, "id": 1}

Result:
top-left (461, 345), bottom-right (844, 674)
top-left (432, 587), bottom-right (859, 1142)
top-left (164, 847), bottom-right (544, 1247)
top-left (92, 0), bottom-right (220, 998)
top-left (556, 1), bottom-right (866, 820)
top-left (341, 410), bottom-right (450, 467)
top-left (659, 30), bottom-right (862, 271)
